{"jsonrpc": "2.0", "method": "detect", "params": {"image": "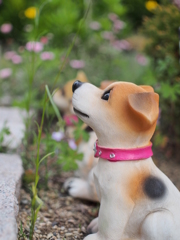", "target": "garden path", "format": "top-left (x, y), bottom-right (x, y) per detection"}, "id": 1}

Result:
top-left (0, 154), bottom-right (23, 240)
top-left (0, 107), bottom-right (25, 239)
